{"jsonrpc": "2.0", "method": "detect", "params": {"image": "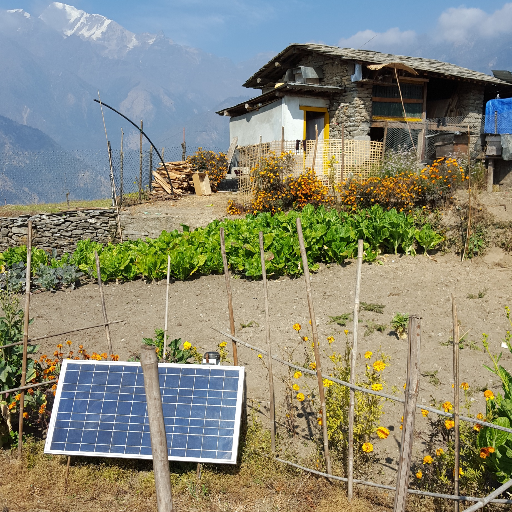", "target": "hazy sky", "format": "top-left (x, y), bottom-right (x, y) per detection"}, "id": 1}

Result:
top-left (3, 1), bottom-right (512, 62)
